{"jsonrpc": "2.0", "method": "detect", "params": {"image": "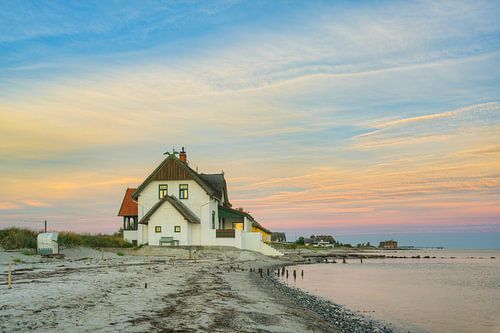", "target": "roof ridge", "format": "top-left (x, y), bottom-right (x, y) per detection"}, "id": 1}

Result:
top-left (138, 195), bottom-right (200, 224)
top-left (132, 155), bottom-right (222, 200)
